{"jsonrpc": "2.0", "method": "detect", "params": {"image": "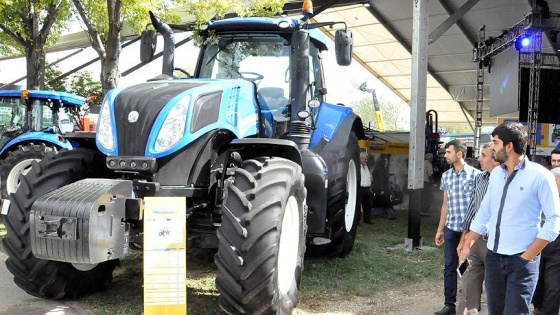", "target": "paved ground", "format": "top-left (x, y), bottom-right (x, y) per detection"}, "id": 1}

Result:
top-left (0, 251), bottom-right (93, 315)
